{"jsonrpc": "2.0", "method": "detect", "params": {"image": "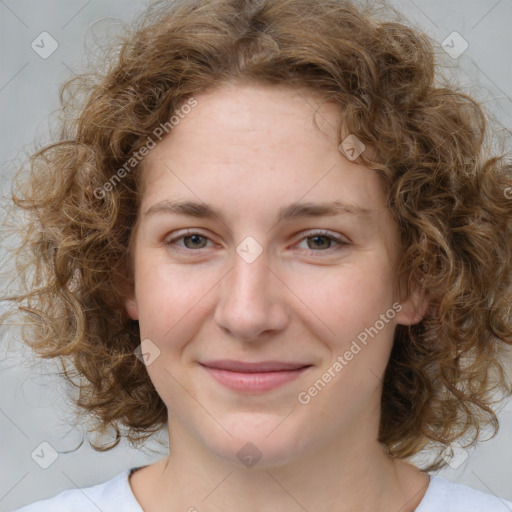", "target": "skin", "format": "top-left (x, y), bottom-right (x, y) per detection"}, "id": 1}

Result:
top-left (124, 81), bottom-right (430, 512)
